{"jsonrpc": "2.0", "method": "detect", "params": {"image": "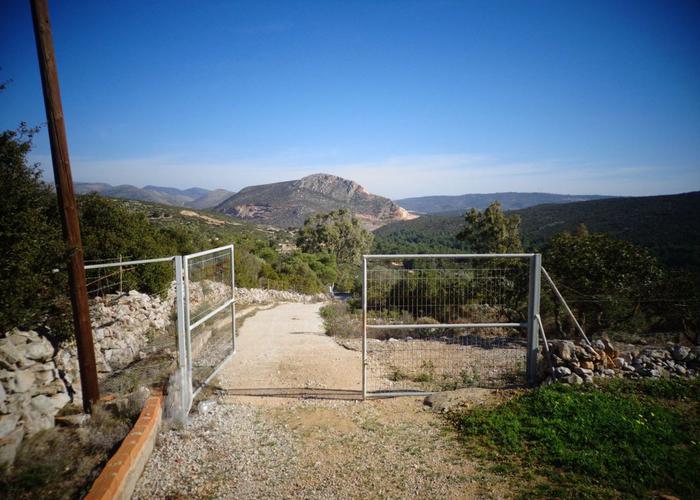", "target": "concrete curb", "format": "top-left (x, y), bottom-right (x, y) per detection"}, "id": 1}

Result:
top-left (85, 395), bottom-right (163, 500)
